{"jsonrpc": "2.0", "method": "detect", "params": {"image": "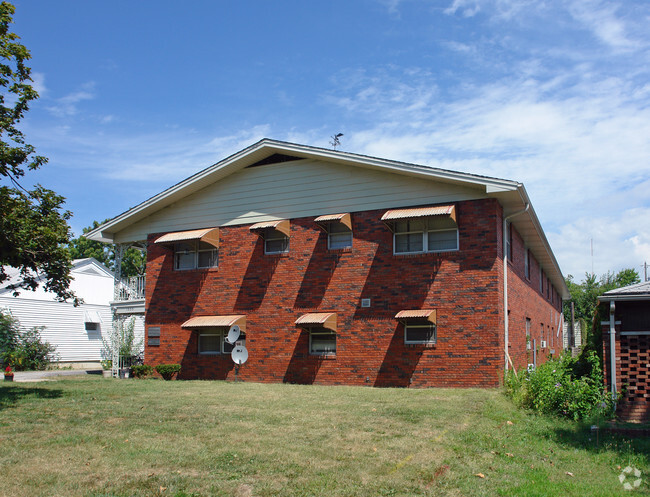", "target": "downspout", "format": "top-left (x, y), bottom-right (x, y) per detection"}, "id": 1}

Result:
top-left (503, 203), bottom-right (530, 372)
top-left (609, 300), bottom-right (617, 399)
